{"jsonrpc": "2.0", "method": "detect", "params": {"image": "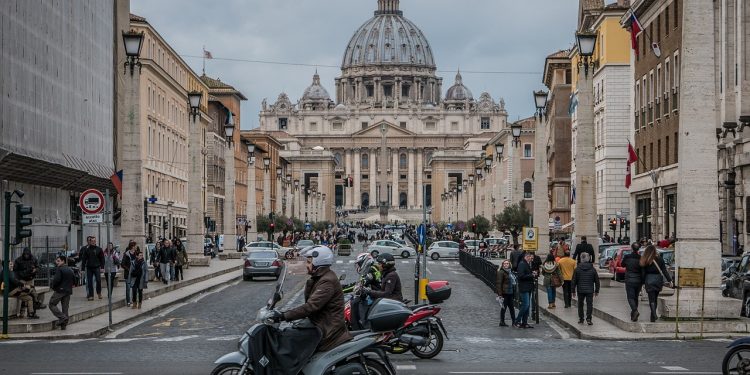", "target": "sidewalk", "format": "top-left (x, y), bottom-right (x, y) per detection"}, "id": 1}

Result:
top-left (1, 258), bottom-right (243, 339)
